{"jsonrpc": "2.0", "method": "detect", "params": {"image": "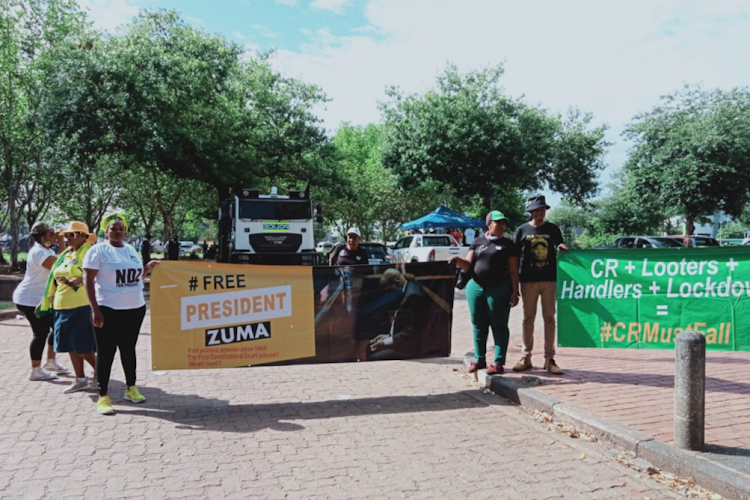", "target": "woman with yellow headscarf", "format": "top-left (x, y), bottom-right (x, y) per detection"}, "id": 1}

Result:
top-left (37, 221), bottom-right (98, 394)
top-left (83, 213), bottom-right (159, 415)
